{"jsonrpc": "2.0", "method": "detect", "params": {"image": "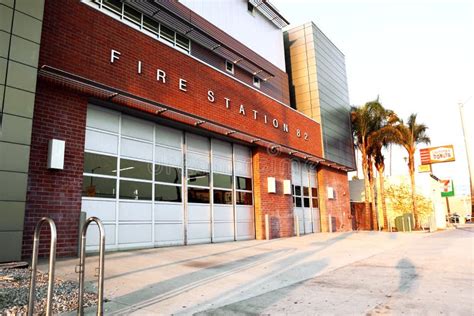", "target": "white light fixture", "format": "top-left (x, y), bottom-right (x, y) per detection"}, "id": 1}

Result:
top-left (327, 187), bottom-right (335, 199)
top-left (283, 180), bottom-right (291, 195)
top-left (47, 139), bottom-right (65, 170)
top-left (267, 177), bottom-right (276, 193)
